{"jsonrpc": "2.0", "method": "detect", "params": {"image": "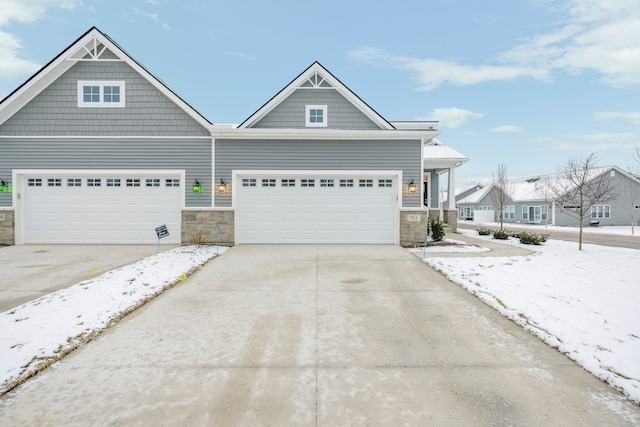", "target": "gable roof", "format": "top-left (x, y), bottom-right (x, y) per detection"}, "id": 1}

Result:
top-left (424, 138), bottom-right (469, 167)
top-left (0, 26), bottom-right (211, 129)
top-left (238, 61), bottom-right (394, 130)
top-left (457, 165), bottom-right (637, 204)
